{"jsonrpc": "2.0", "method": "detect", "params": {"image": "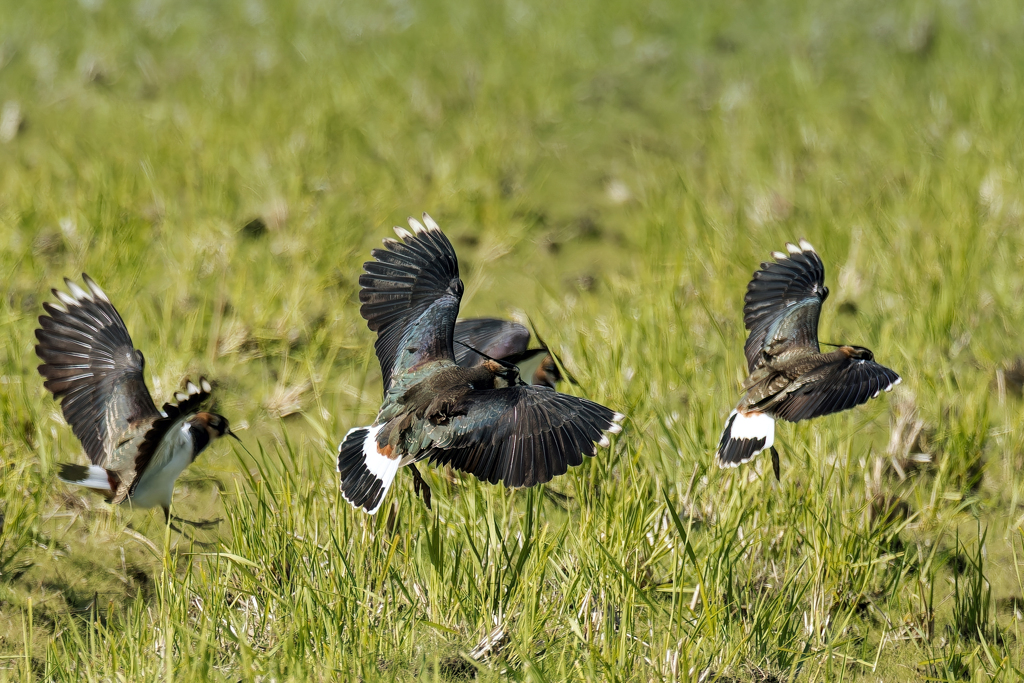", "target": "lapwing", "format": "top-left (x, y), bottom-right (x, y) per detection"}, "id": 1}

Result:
top-left (337, 214), bottom-right (624, 514)
top-left (716, 240), bottom-right (900, 478)
top-left (35, 275), bottom-right (237, 526)
top-left (453, 317), bottom-right (571, 389)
